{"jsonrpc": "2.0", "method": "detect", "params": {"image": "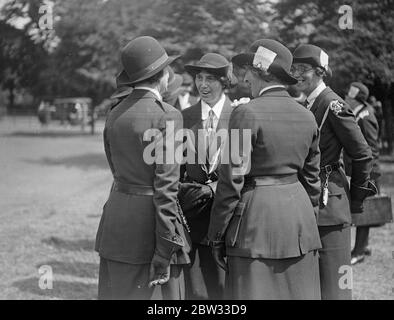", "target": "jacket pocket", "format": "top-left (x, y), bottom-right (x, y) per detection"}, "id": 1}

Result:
top-left (226, 201), bottom-right (246, 247)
